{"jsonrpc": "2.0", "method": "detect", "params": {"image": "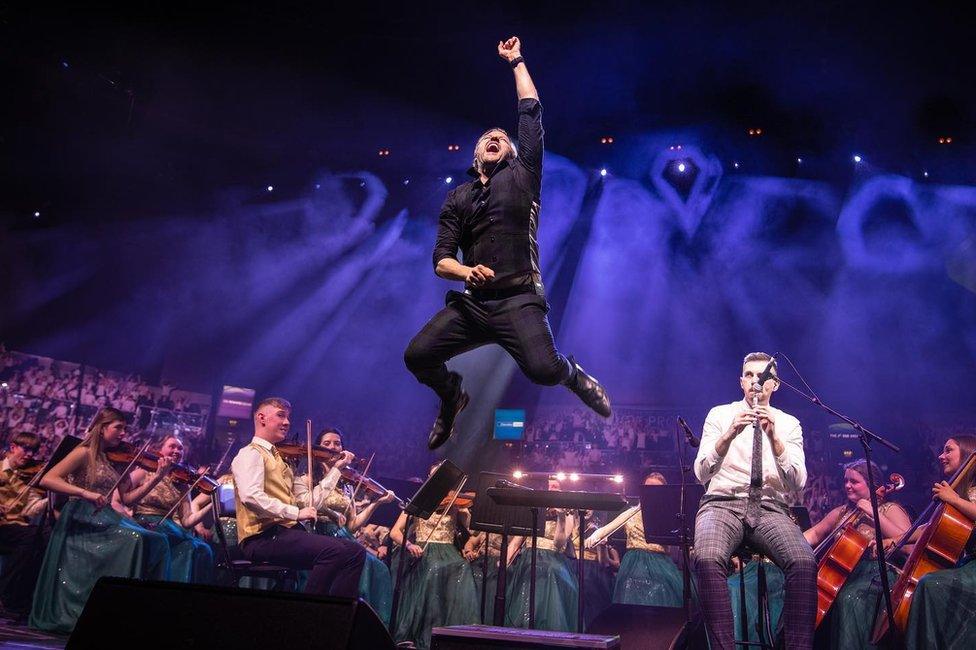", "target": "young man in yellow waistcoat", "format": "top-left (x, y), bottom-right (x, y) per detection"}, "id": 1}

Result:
top-left (0, 432), bottom-right (49, 620)
top-left (230, 397), bottom-right (365, 597)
